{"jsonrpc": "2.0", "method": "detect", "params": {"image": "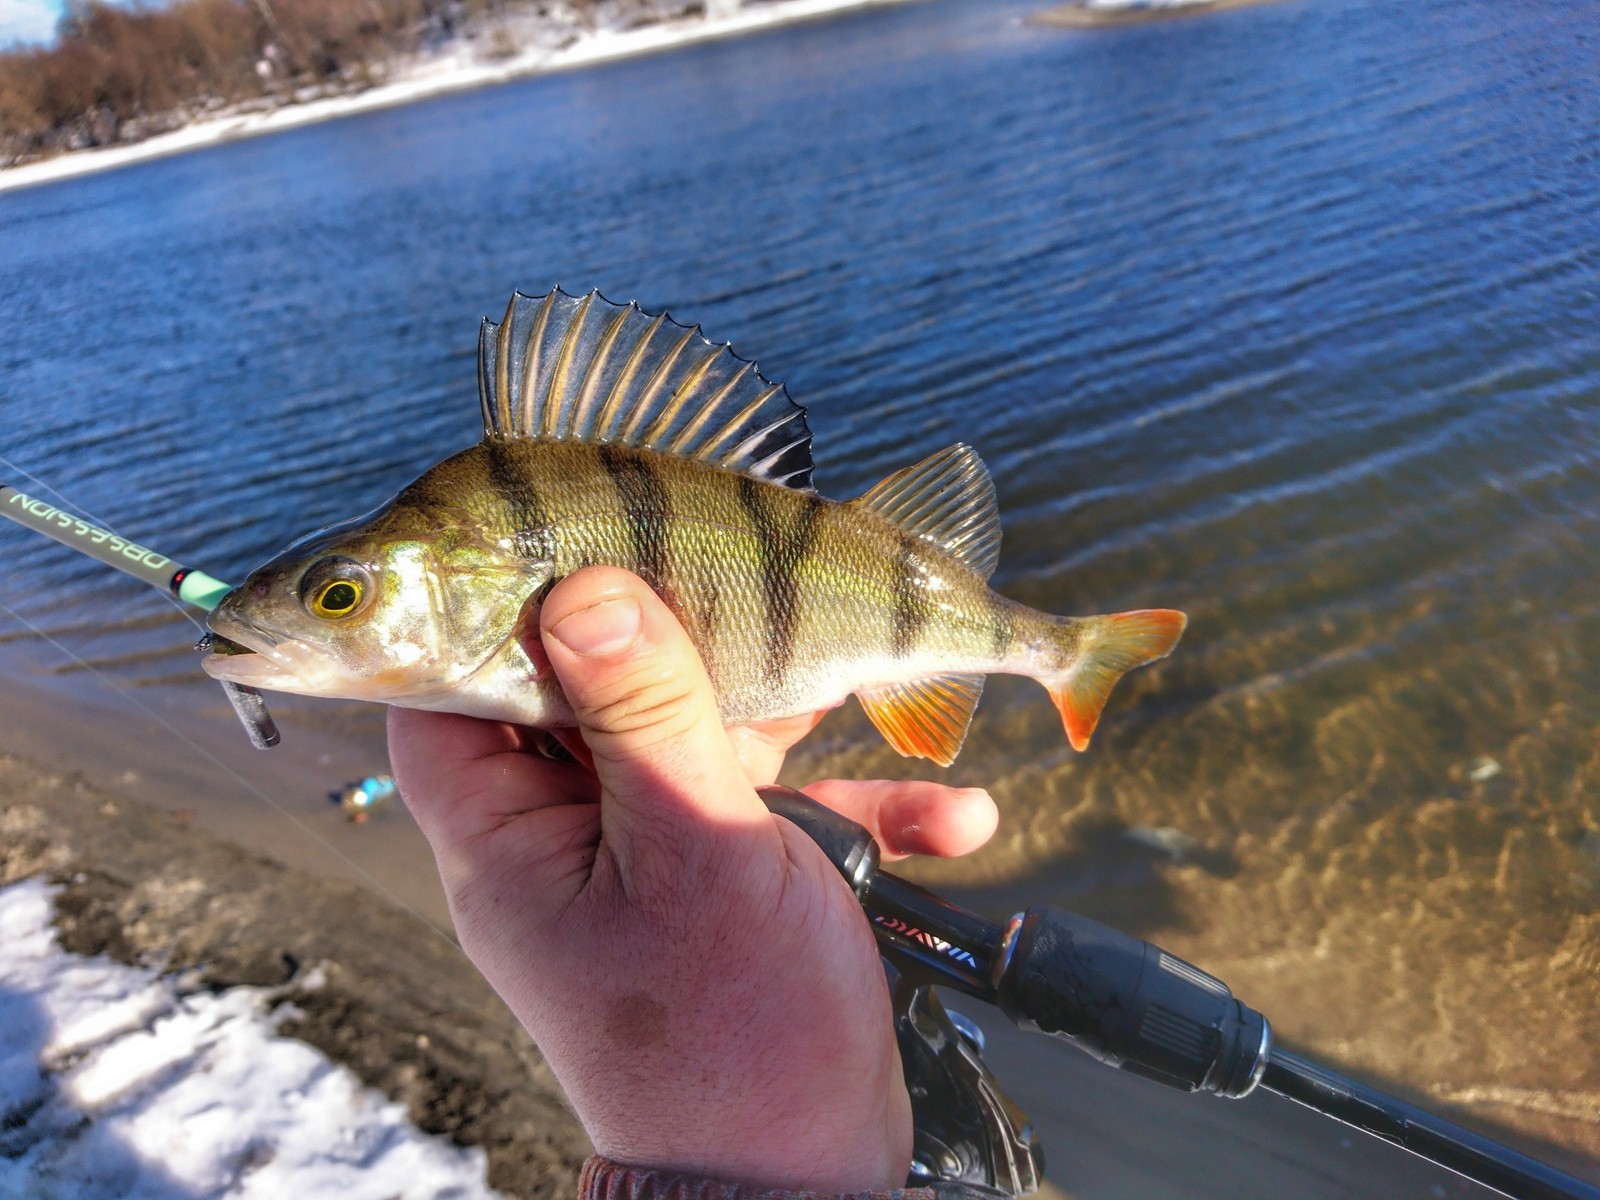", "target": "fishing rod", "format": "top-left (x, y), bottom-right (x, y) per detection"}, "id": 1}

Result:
top-left (0, 483), bottom-right (280, 748)
top-left (7, 478), bottom-right (1594, 1198)
top-left (759, 785), bottom-right (1600, 1200)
